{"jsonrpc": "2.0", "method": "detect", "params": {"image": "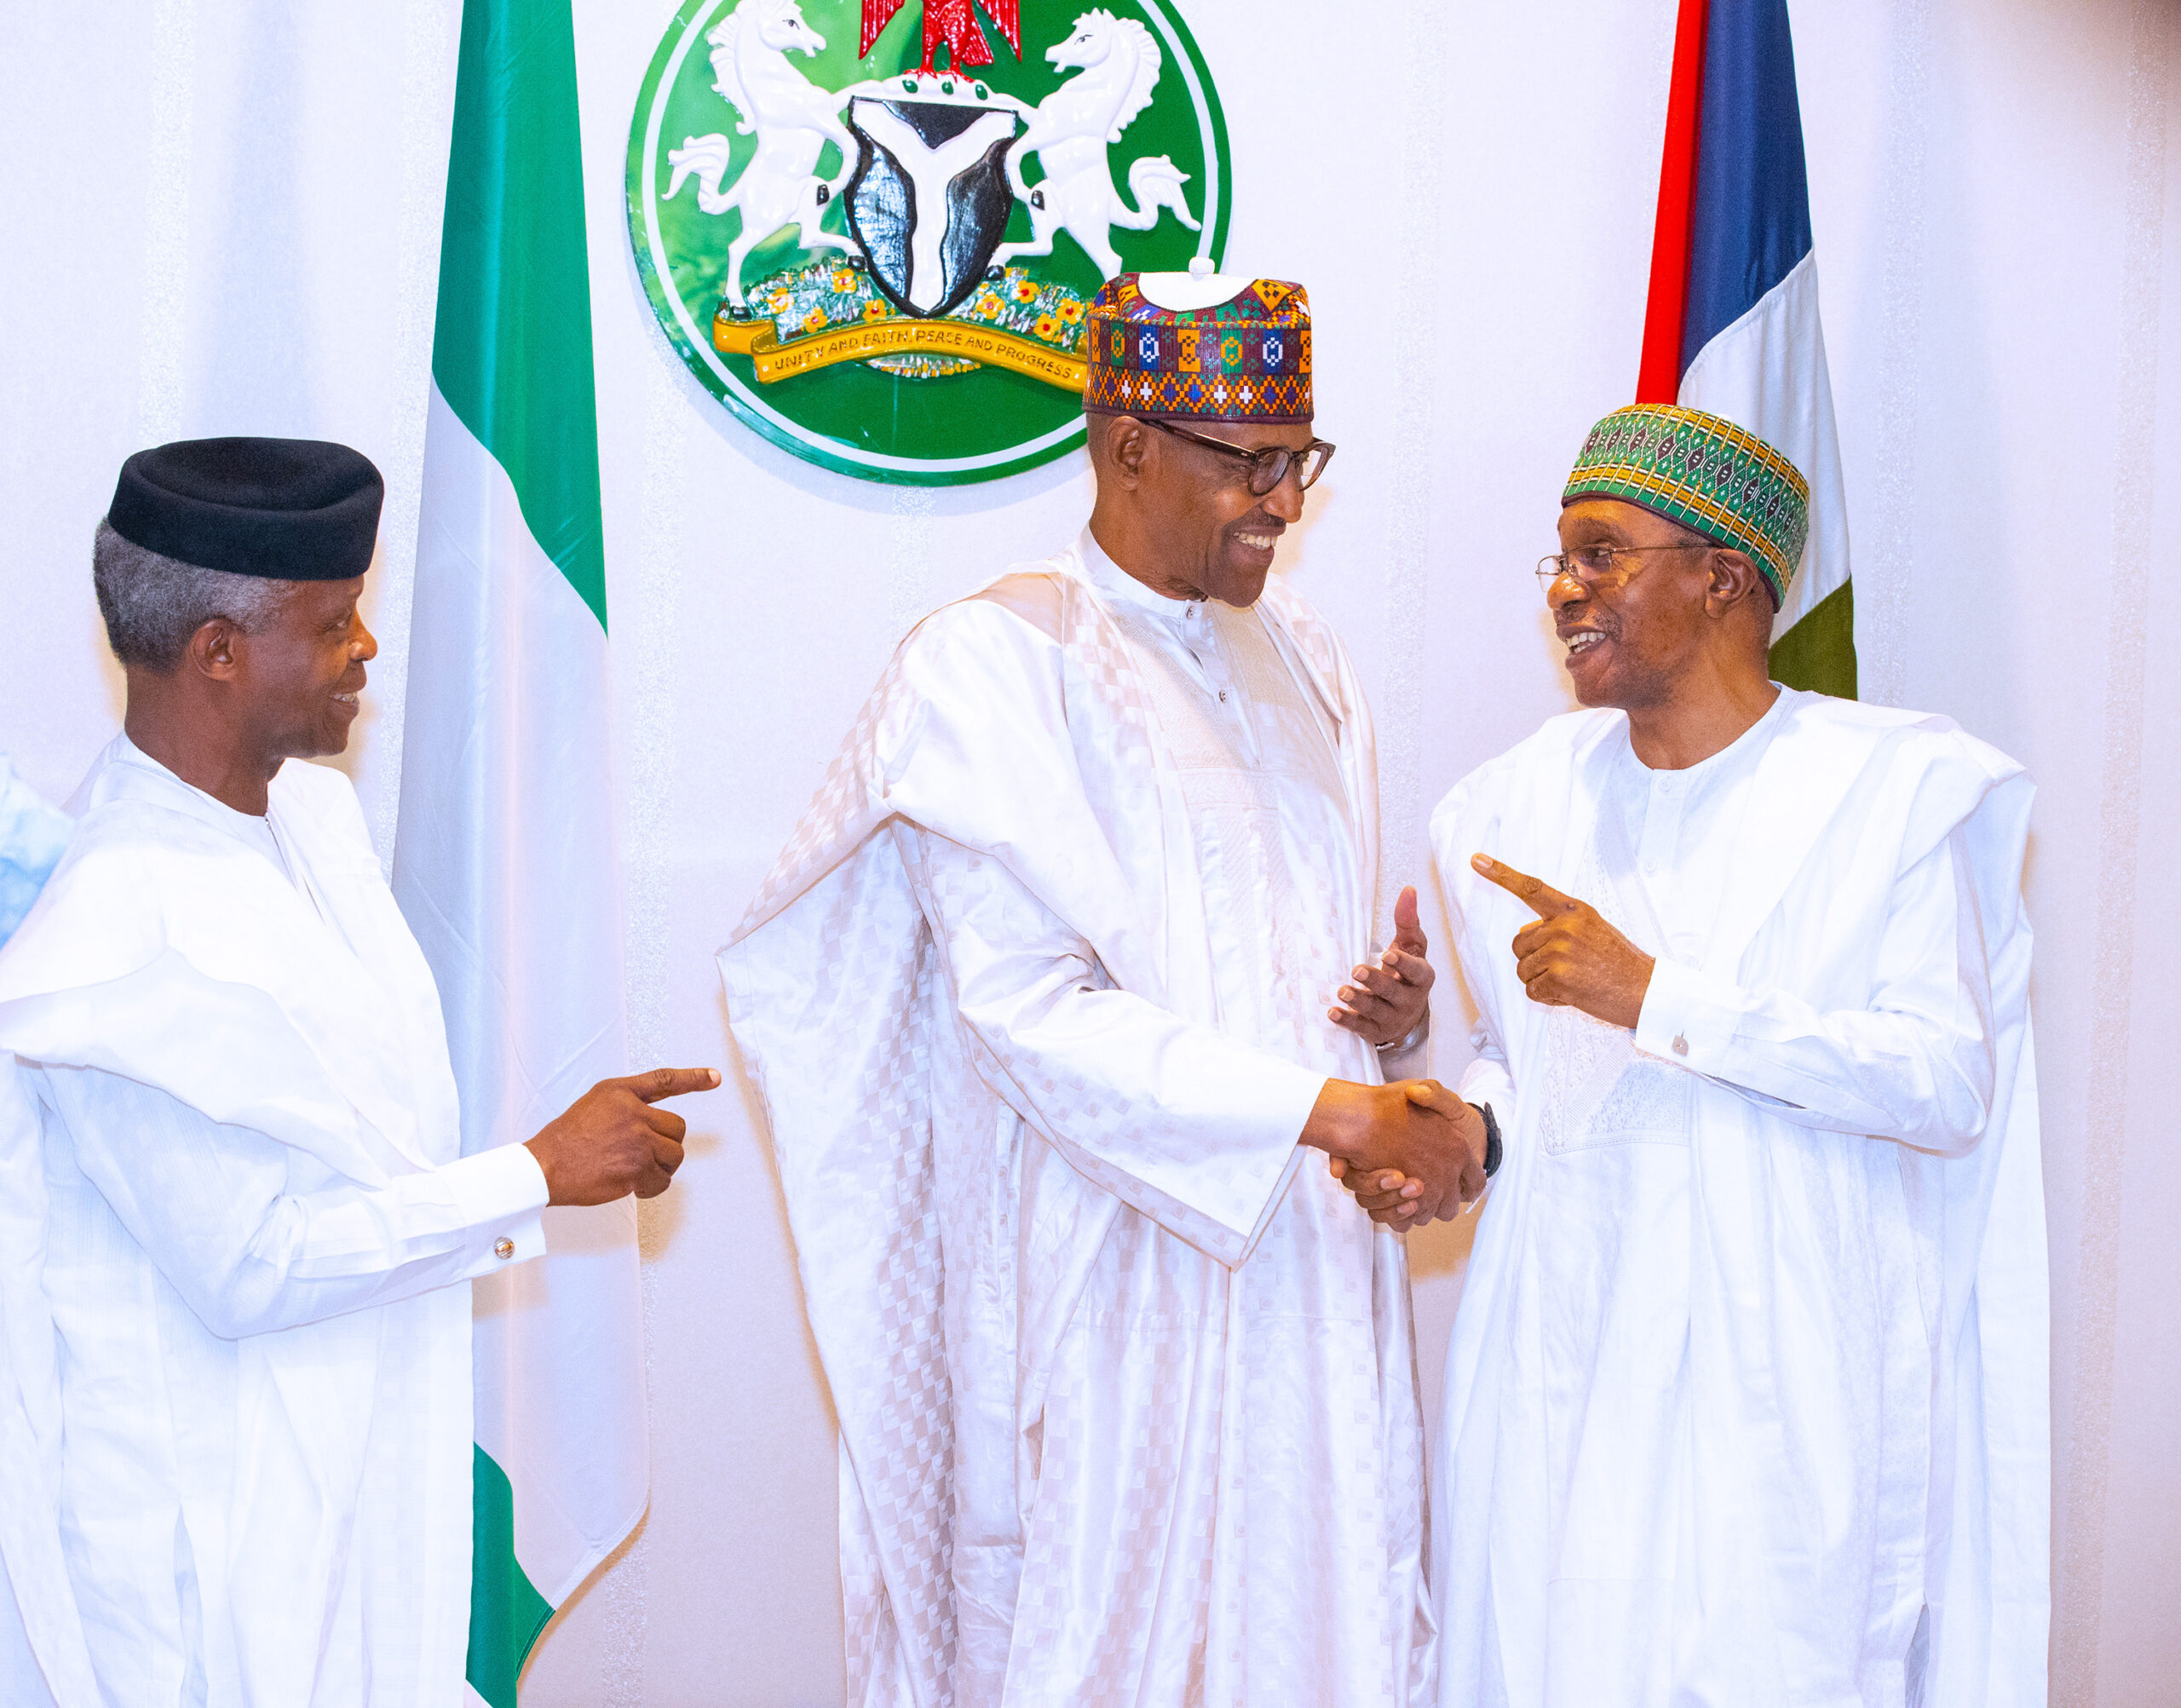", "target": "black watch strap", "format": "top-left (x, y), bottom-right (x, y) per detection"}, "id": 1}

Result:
top-left (1471, 1101), bottom-right (1502, 1178)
